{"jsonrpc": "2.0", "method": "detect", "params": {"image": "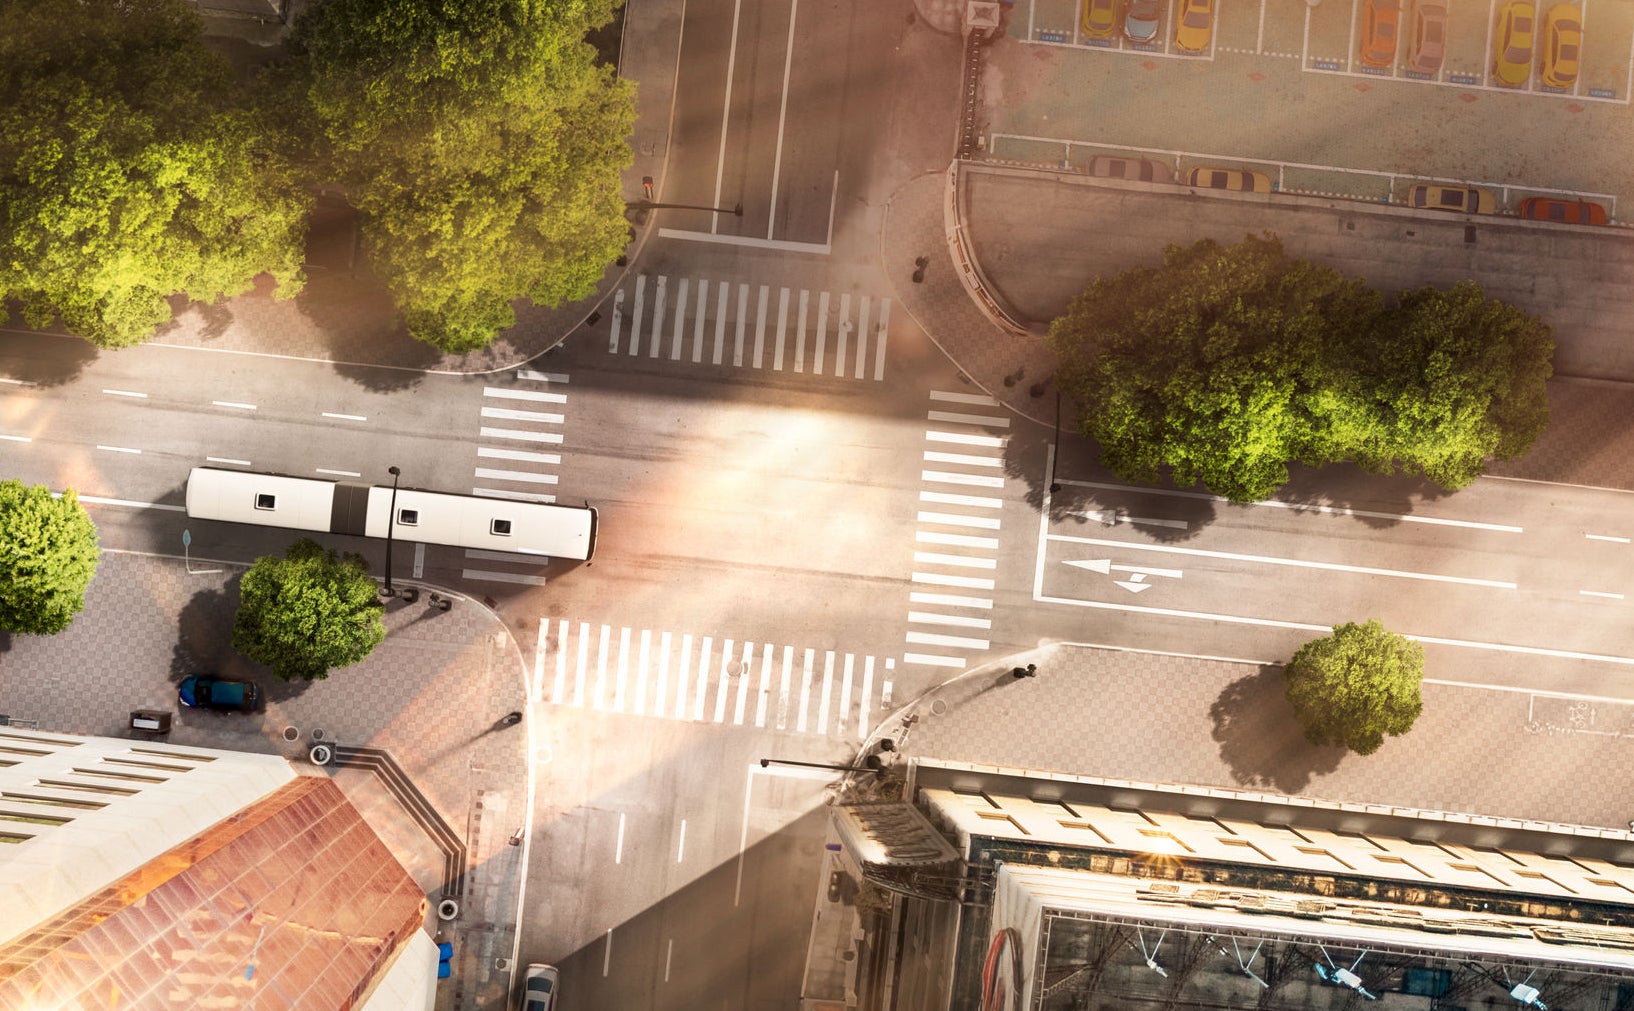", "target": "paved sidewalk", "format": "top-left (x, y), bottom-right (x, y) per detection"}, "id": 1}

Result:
top-left (0, 550), bottom-right (531, 1011)
top-left (898, 643), bottom-right (1634, 832)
